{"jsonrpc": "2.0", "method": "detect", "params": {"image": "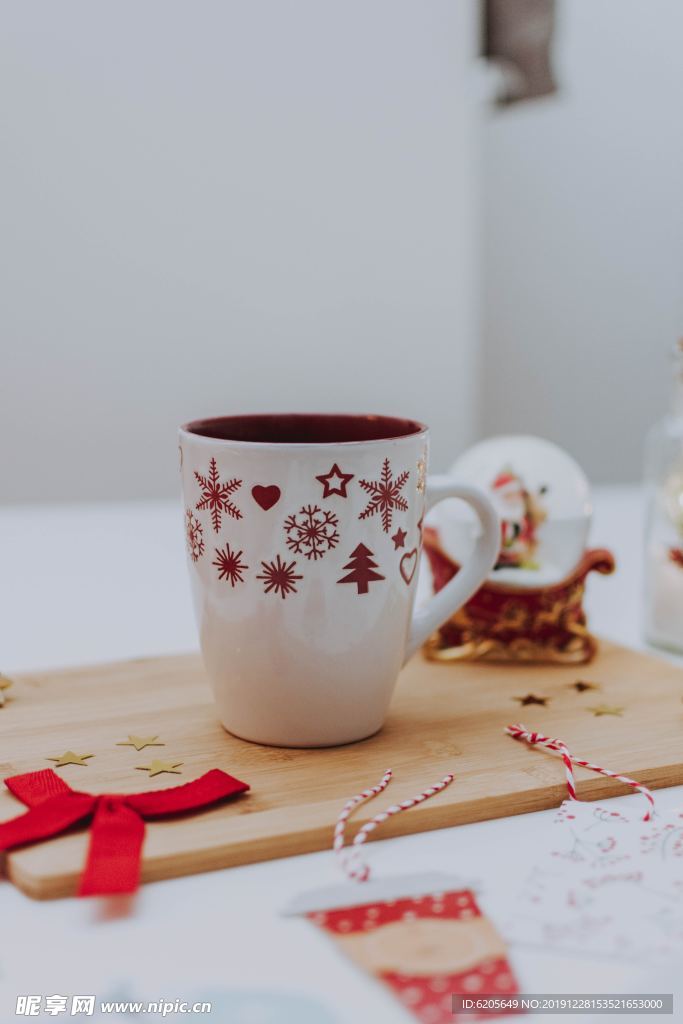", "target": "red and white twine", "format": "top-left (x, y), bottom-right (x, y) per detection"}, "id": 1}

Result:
top-left (506, 723), bottom-right (654, 821)
top-left (334, 768), bottom-right (455, 882)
